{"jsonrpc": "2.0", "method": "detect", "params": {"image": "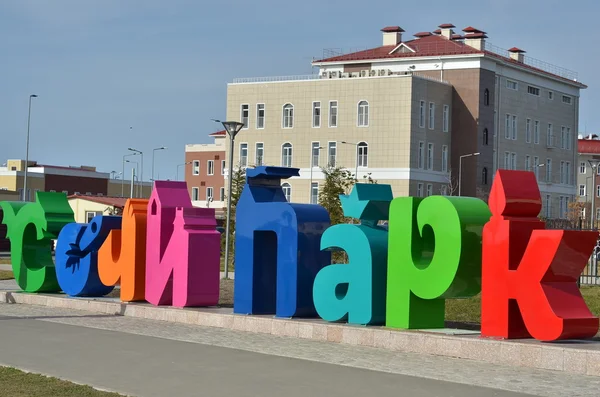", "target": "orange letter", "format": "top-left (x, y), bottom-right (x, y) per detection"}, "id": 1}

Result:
top-left (98, 199), bottom-right (148, 301)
